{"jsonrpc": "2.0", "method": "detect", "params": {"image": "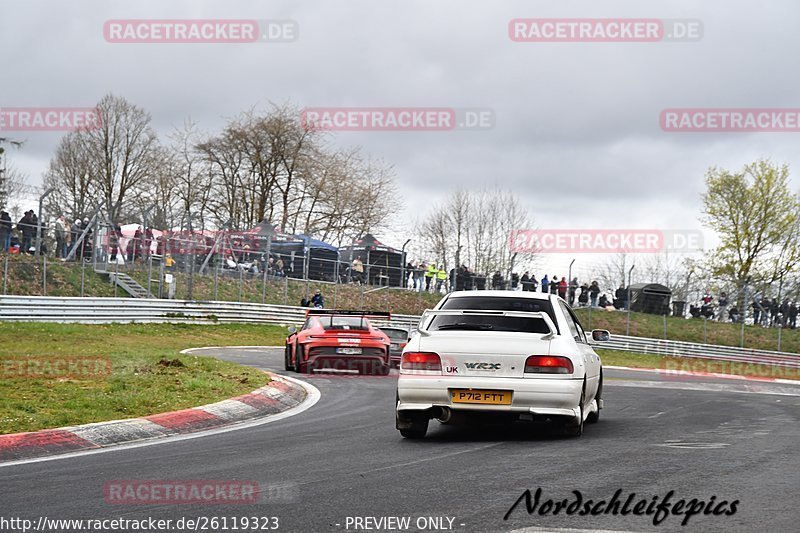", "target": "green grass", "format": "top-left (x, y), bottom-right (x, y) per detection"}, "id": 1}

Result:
top-left (575, 307), bottom-right (800, 354)
top-left (596, 348), bottom-right (799, 381)
top-left (0, 322), bottom-right (287, 434)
